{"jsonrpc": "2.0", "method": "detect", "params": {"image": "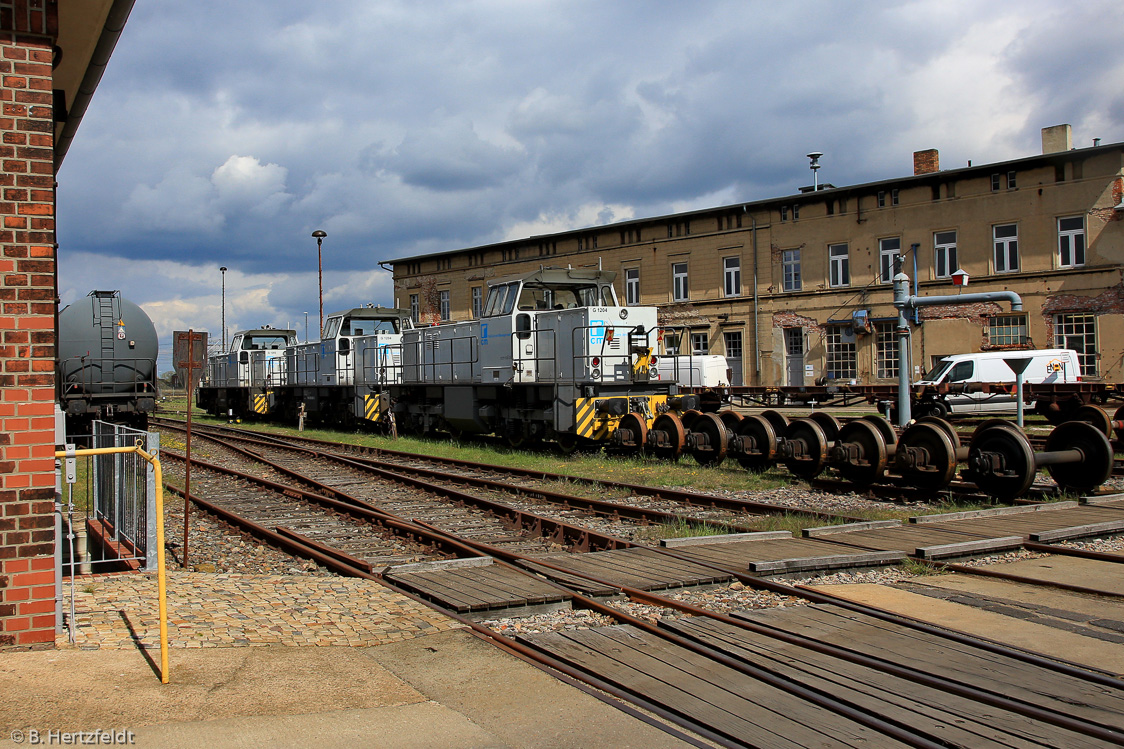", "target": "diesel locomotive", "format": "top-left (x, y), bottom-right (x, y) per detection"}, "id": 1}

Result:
top-left (196, 267), bottom-right (700, 452)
